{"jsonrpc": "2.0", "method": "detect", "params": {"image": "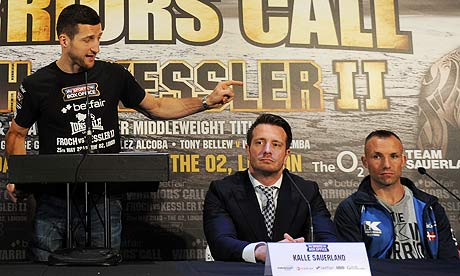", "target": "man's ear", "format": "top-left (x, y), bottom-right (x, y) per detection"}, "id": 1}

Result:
top-left (361, 155), bottom-right (368, 169)
top-left (59, 34), bottom-right (68, 47)
top-left (401, 154), bottom-right (407, 168)
top-left (283, 148), bottom-right (291, 164)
